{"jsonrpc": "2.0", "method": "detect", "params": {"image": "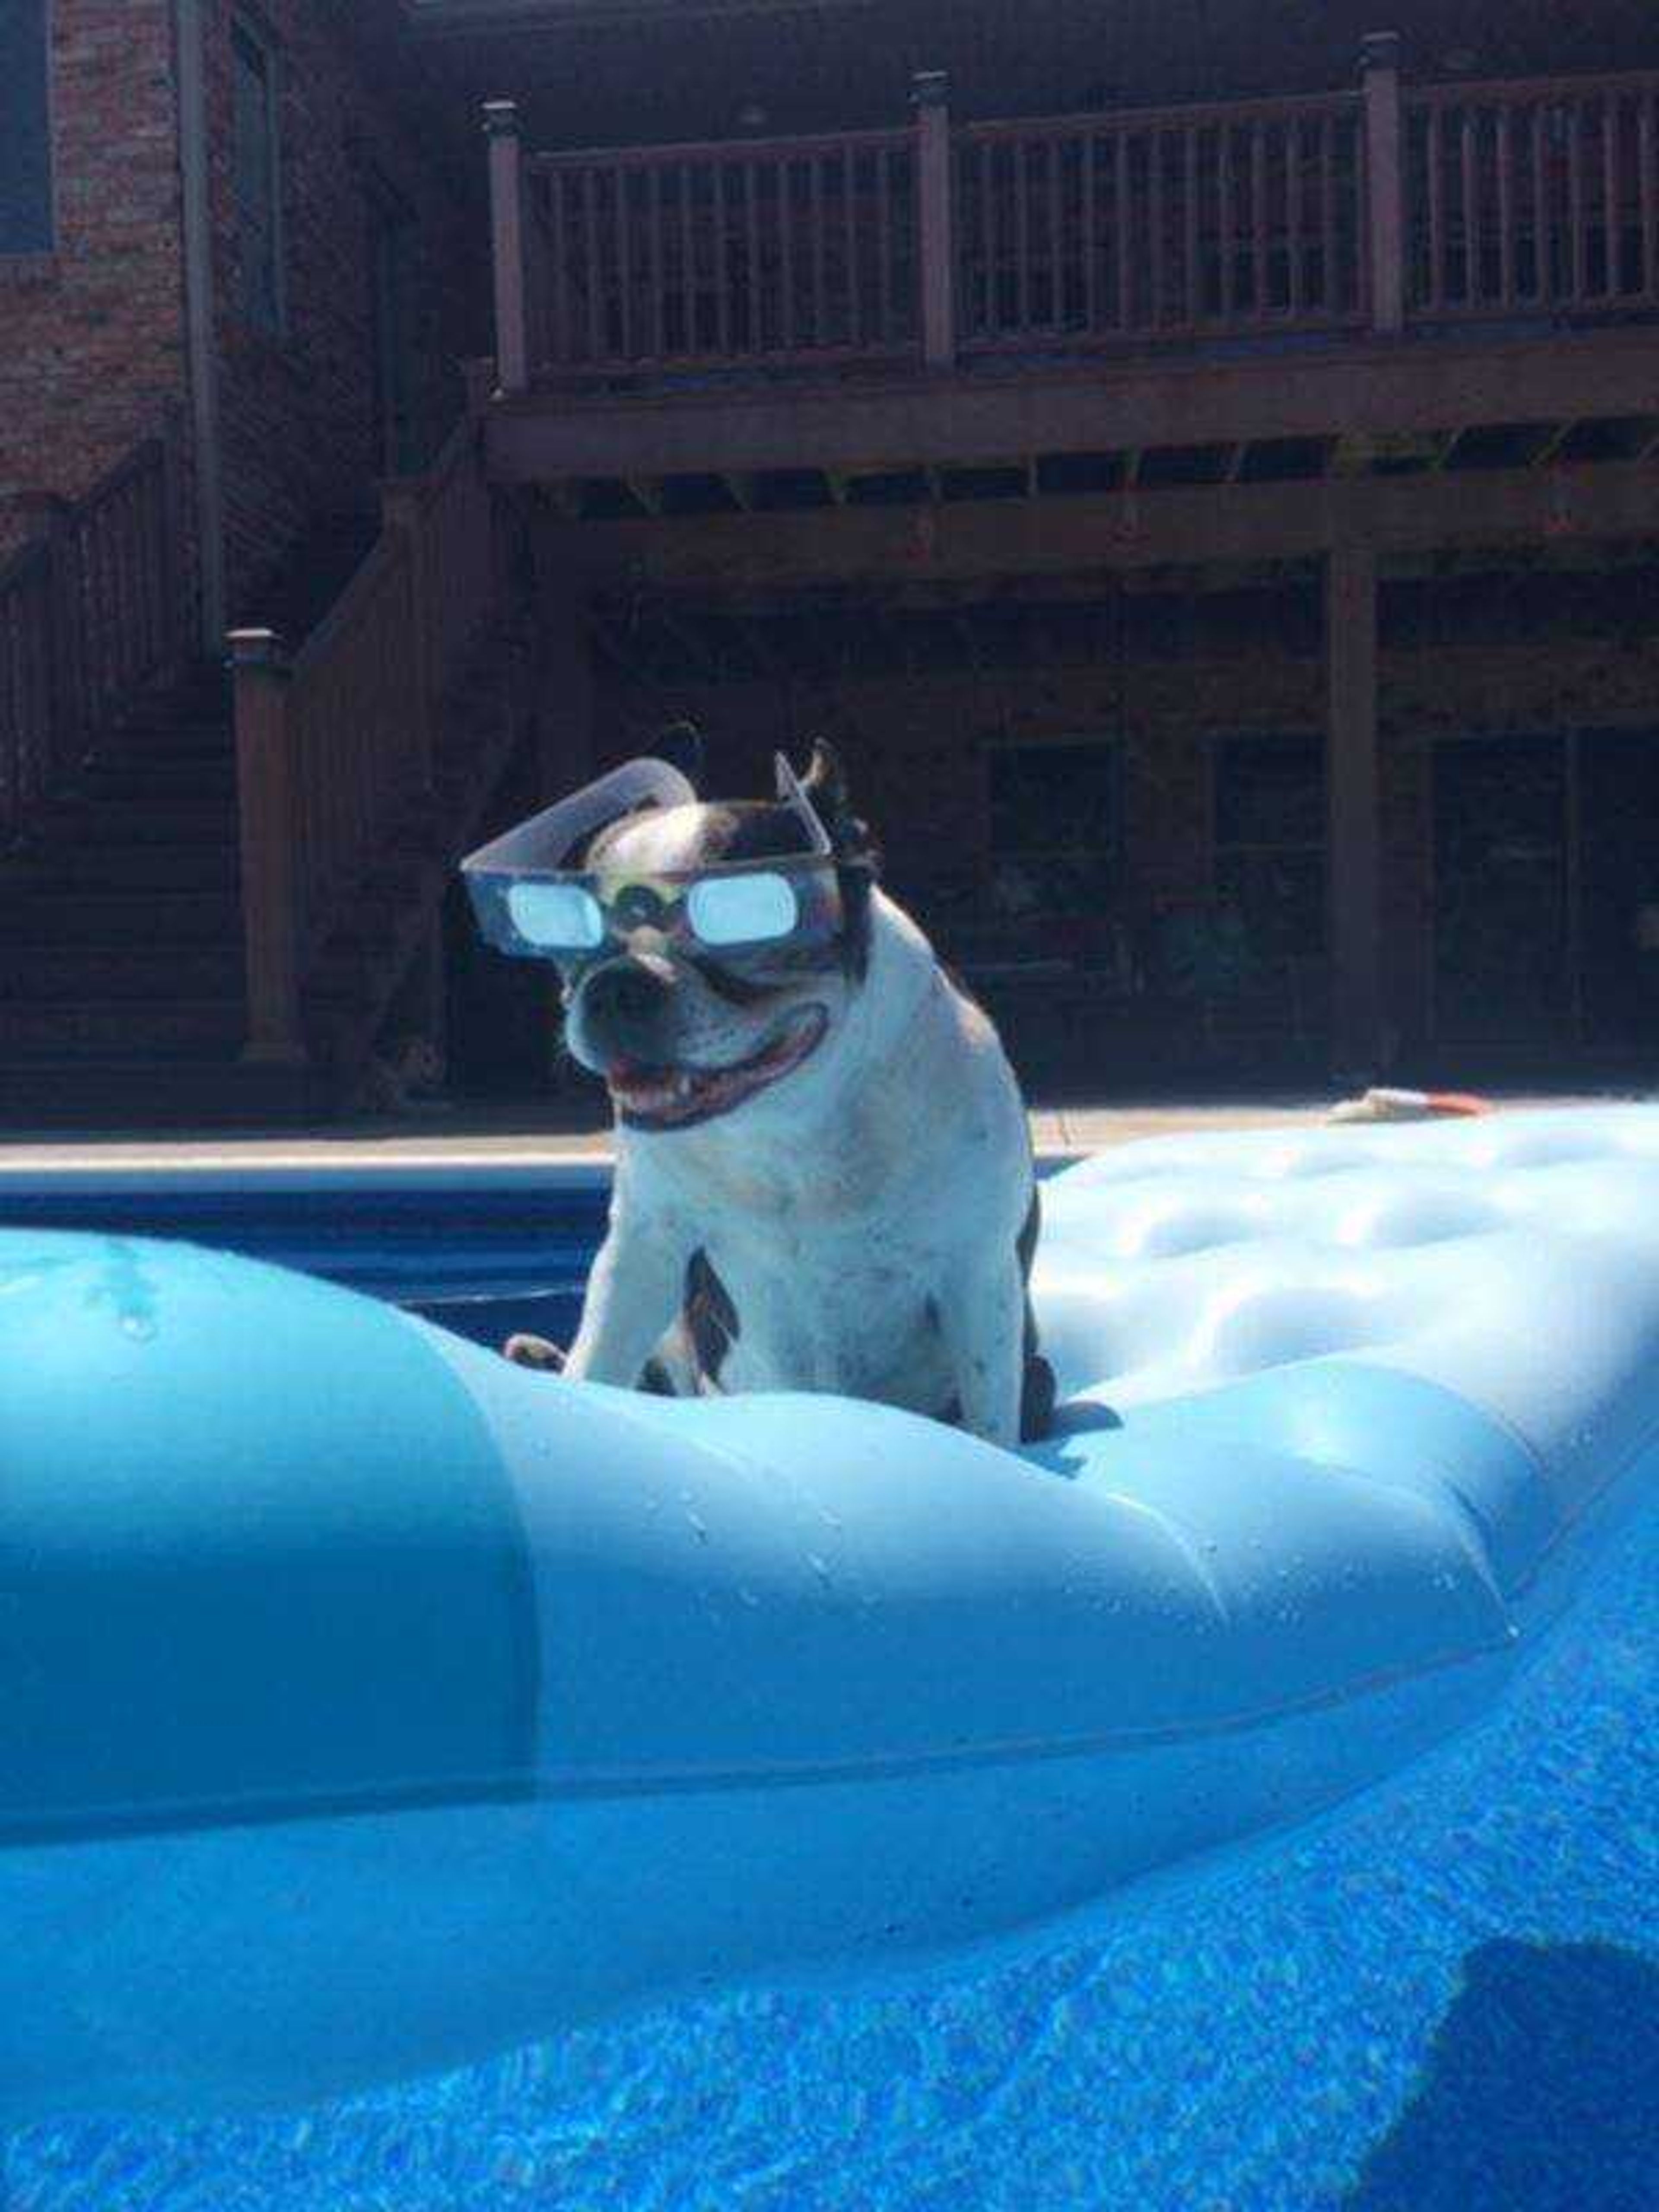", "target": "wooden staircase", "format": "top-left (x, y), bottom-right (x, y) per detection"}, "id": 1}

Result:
top-left (0, 416), bottom-right (537, 1131)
